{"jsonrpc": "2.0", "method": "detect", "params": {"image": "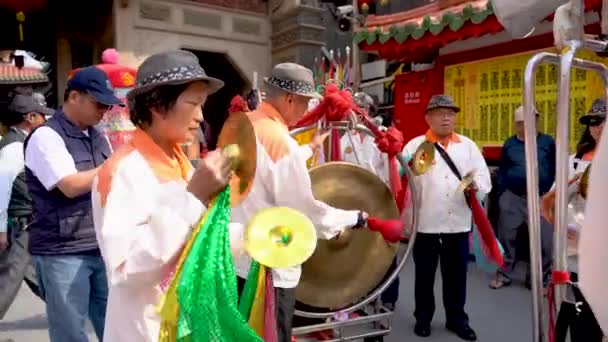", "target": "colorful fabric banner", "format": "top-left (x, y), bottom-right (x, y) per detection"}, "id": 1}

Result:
top-left (157, 187), bottom-right (263, 342)
top-left (444, 49), bottom-right (608, 151)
